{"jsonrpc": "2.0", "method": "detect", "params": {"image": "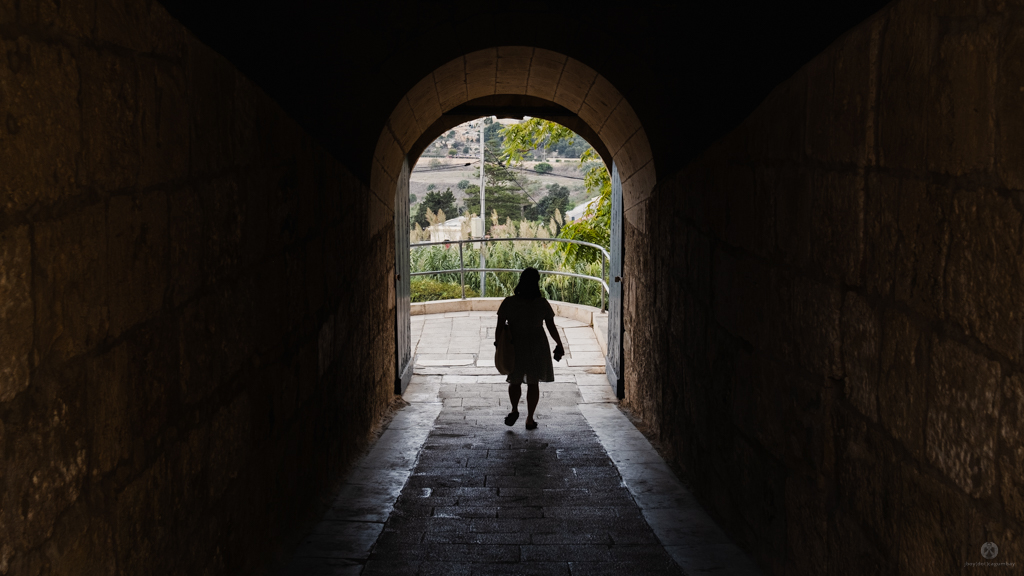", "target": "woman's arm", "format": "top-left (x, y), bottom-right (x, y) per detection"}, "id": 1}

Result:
top-left (544, 317), bottom-right (564, 359)
top-left (495, 312), bottom-right (507, 346)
